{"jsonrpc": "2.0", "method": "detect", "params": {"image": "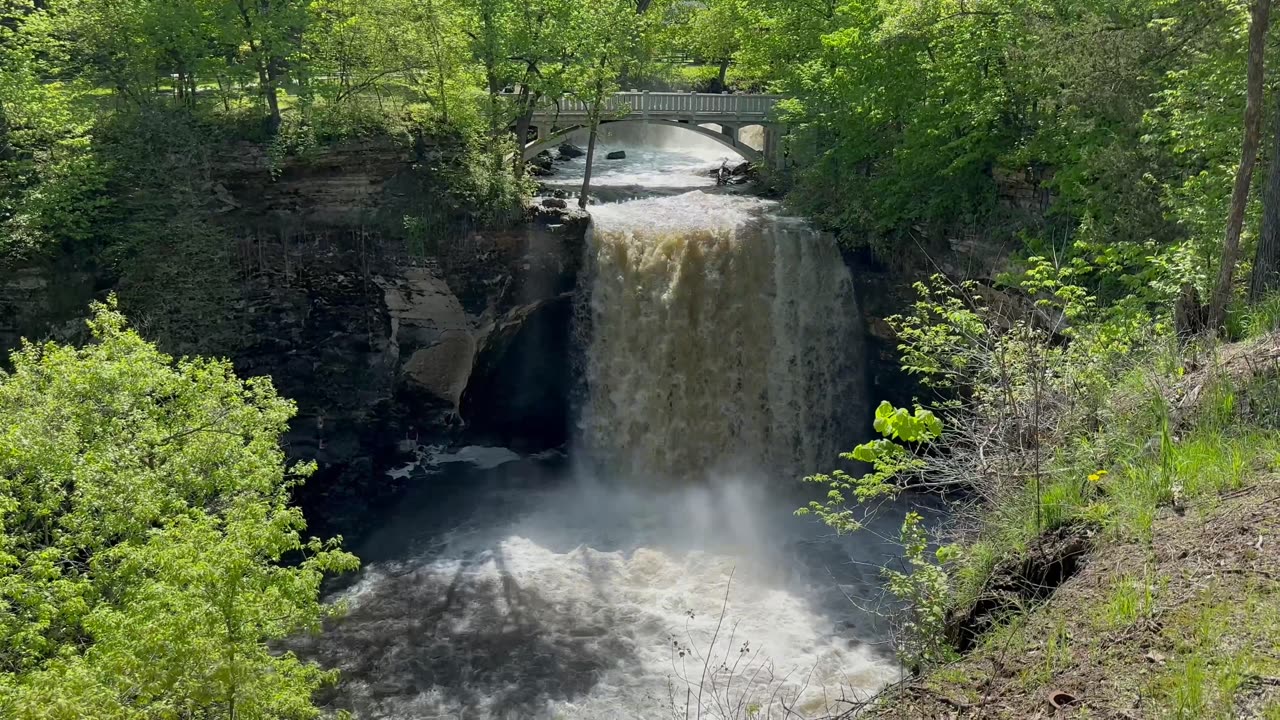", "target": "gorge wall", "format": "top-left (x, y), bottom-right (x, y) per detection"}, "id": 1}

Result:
top-left (0, 138), bottom-right (589, 538)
